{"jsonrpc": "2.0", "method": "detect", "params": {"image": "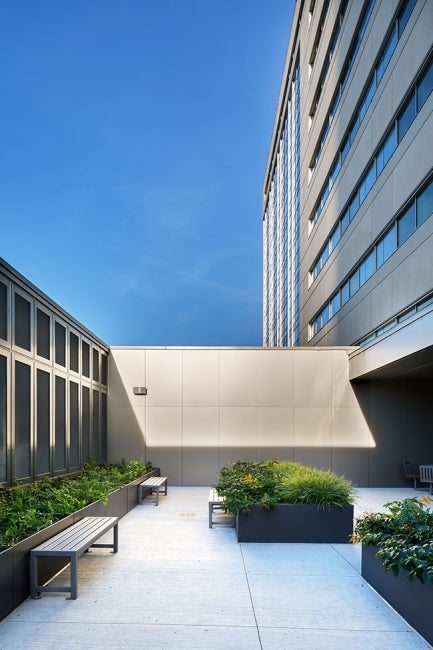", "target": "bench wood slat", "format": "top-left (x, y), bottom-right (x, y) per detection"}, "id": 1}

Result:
top-left (30, 516), bottom-right (118, 600)
top-left (138, 476), bottom-right (168, 505)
